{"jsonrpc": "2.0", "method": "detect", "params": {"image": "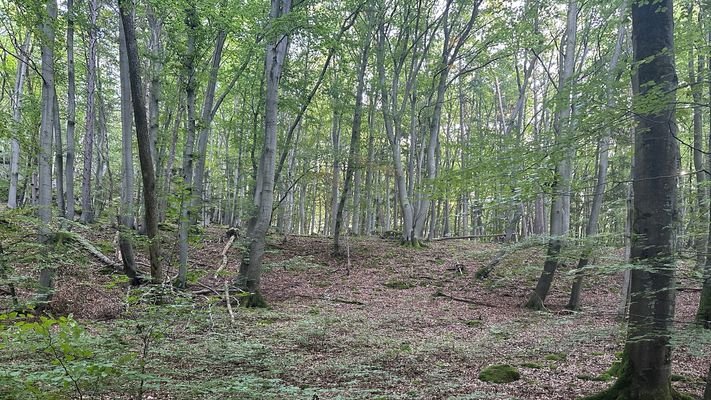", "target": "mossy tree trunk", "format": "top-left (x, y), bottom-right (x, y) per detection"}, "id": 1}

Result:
top-left (586, 1), bottom-right (679, 399)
